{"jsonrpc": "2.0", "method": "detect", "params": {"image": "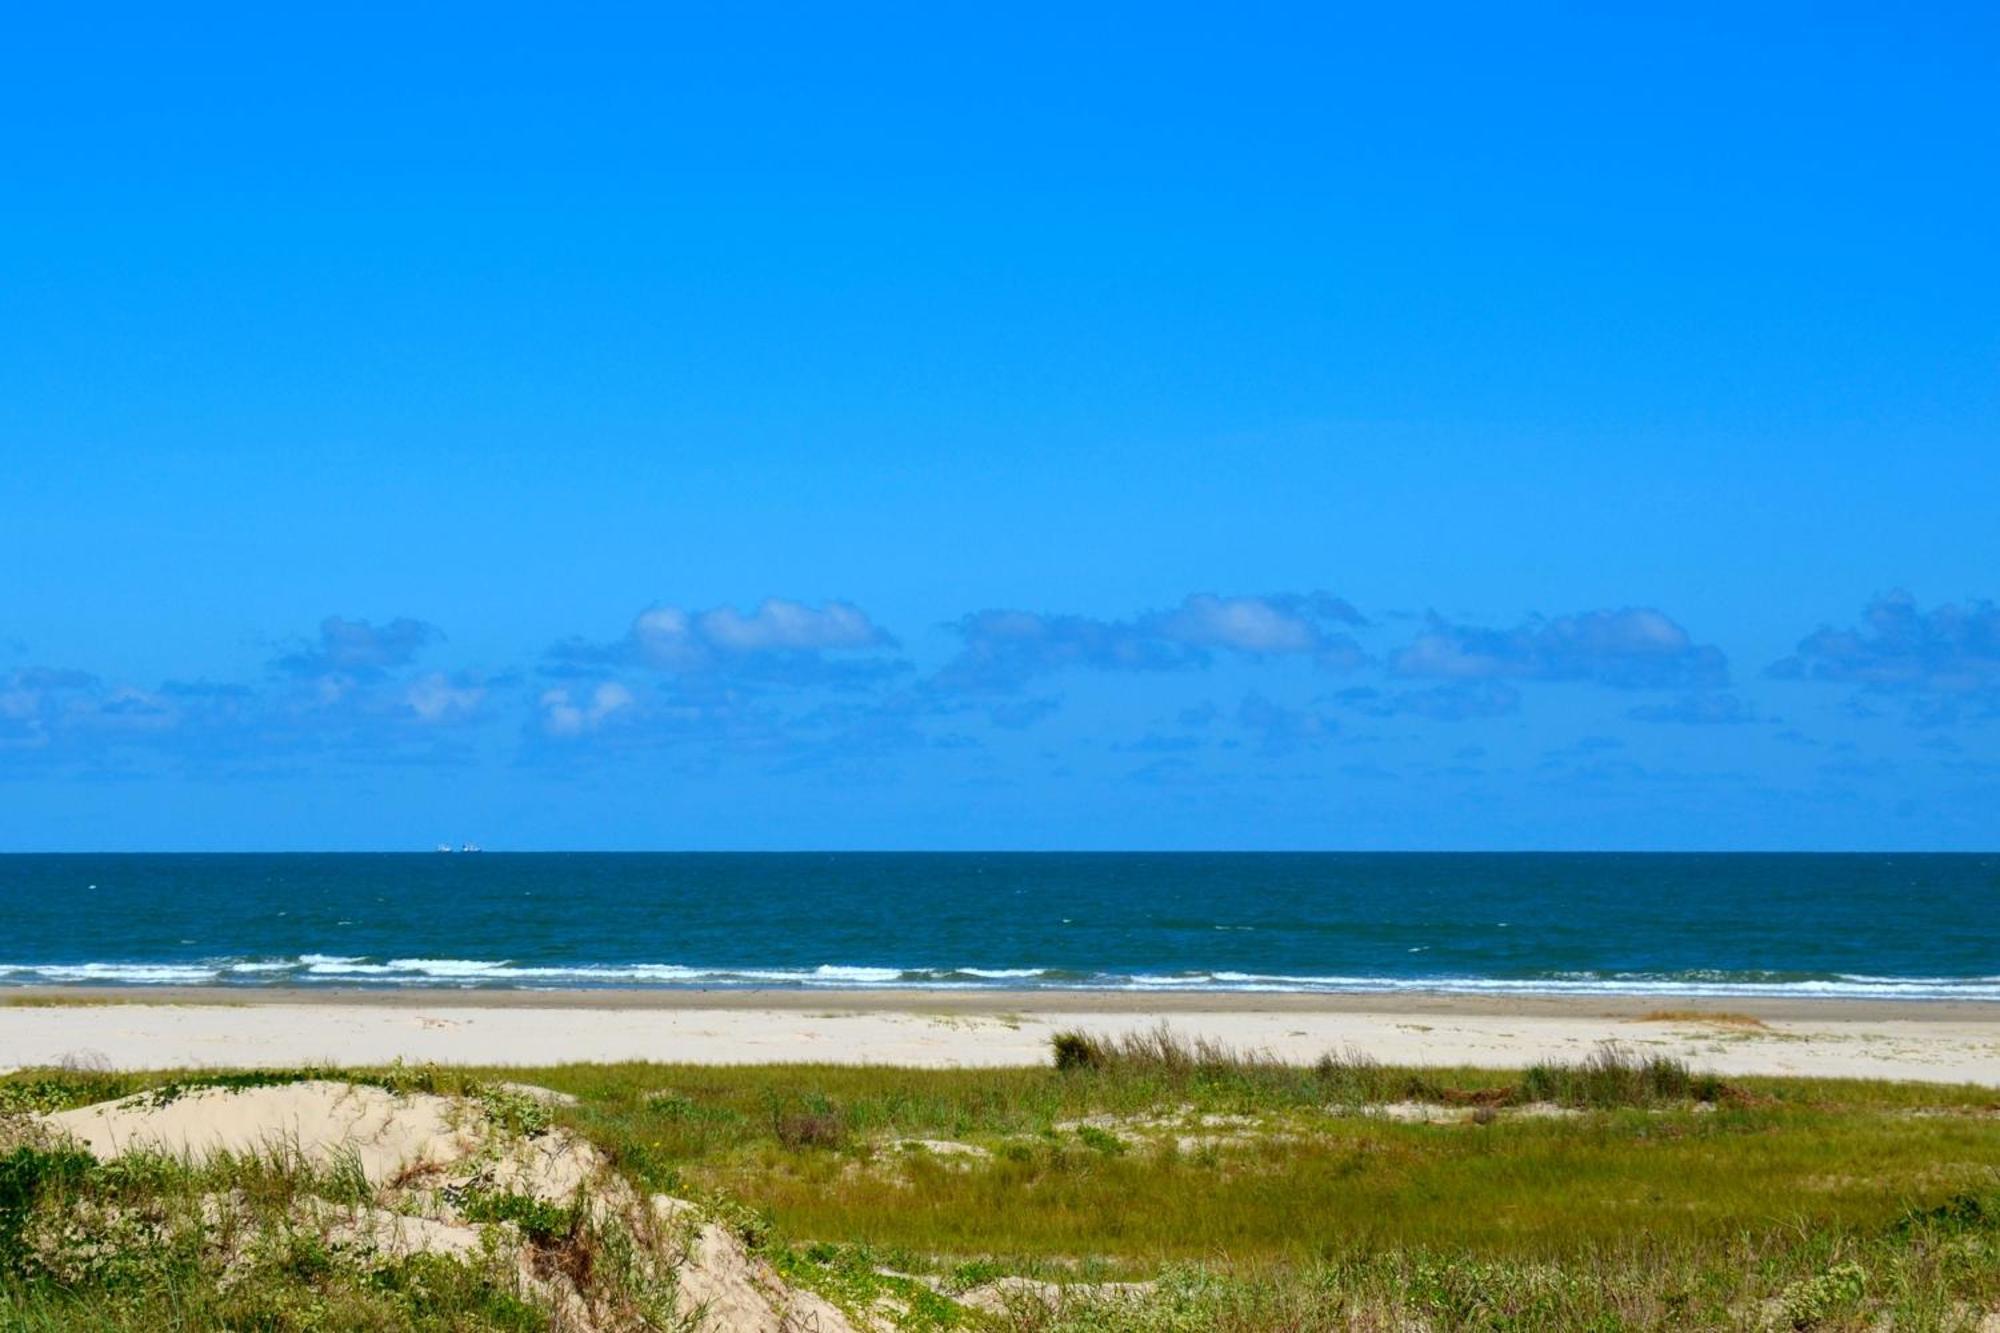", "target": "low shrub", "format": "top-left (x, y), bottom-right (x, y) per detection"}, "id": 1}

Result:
top-left (1779, 1261), bottom-right (1867, 1328)
top-left (476, 1085), bottom-right (554, 1138)
top-left (460, 1189), bottom-right (575, 1245)
top-left (0, 1073), bottom-right (138, 1116)
top-left (768, 1093), bottom-right (848, 1150)
top-left (1076, 1125), bottom-right (1129, 1155)
top-left (0, 1146), bottom-right (95, 1267)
